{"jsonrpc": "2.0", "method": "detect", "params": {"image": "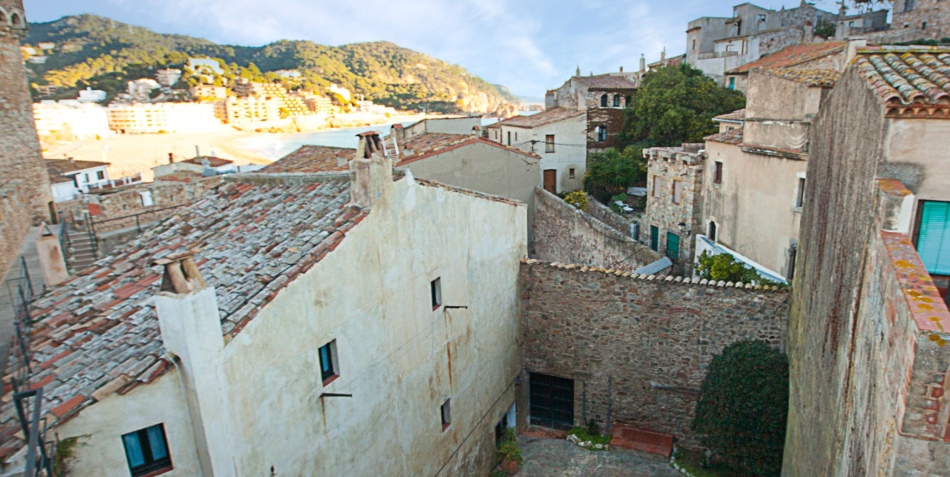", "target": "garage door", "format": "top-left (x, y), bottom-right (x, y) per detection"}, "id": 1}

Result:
top-left (529, 373), bottom-right (574, 430)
